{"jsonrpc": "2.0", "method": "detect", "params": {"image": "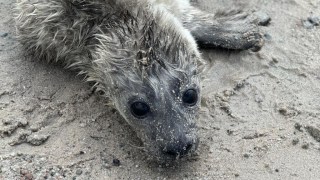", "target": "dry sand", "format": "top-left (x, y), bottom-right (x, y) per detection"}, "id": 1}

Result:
top-left (1, 0), bottom-right (320, 179)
